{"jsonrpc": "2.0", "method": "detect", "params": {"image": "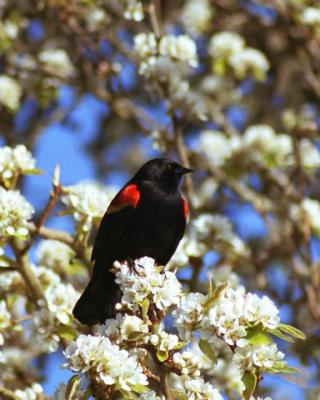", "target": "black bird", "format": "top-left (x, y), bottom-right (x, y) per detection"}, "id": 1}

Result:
top-left (73, 158), bottom-right (193, 325)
